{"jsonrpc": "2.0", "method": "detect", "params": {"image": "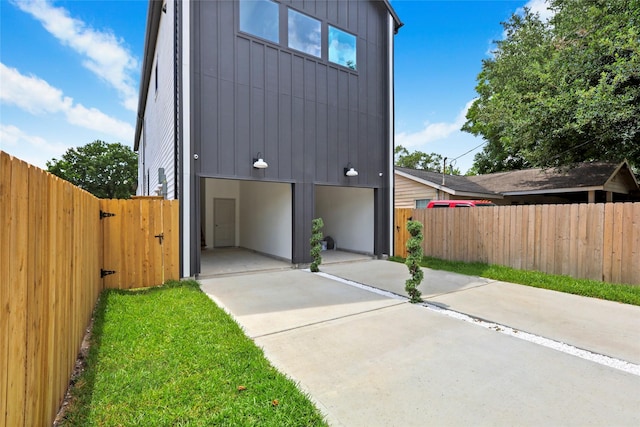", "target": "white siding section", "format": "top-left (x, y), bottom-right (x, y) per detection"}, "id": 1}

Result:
top-left (136, 127), bottom-right (145, 195)
top-left (316, 186), bottom-right (374, 254)
top-left (394, 174), bottom-right (438, 208)
top-left (138, 0), bottom-right (176, 198)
